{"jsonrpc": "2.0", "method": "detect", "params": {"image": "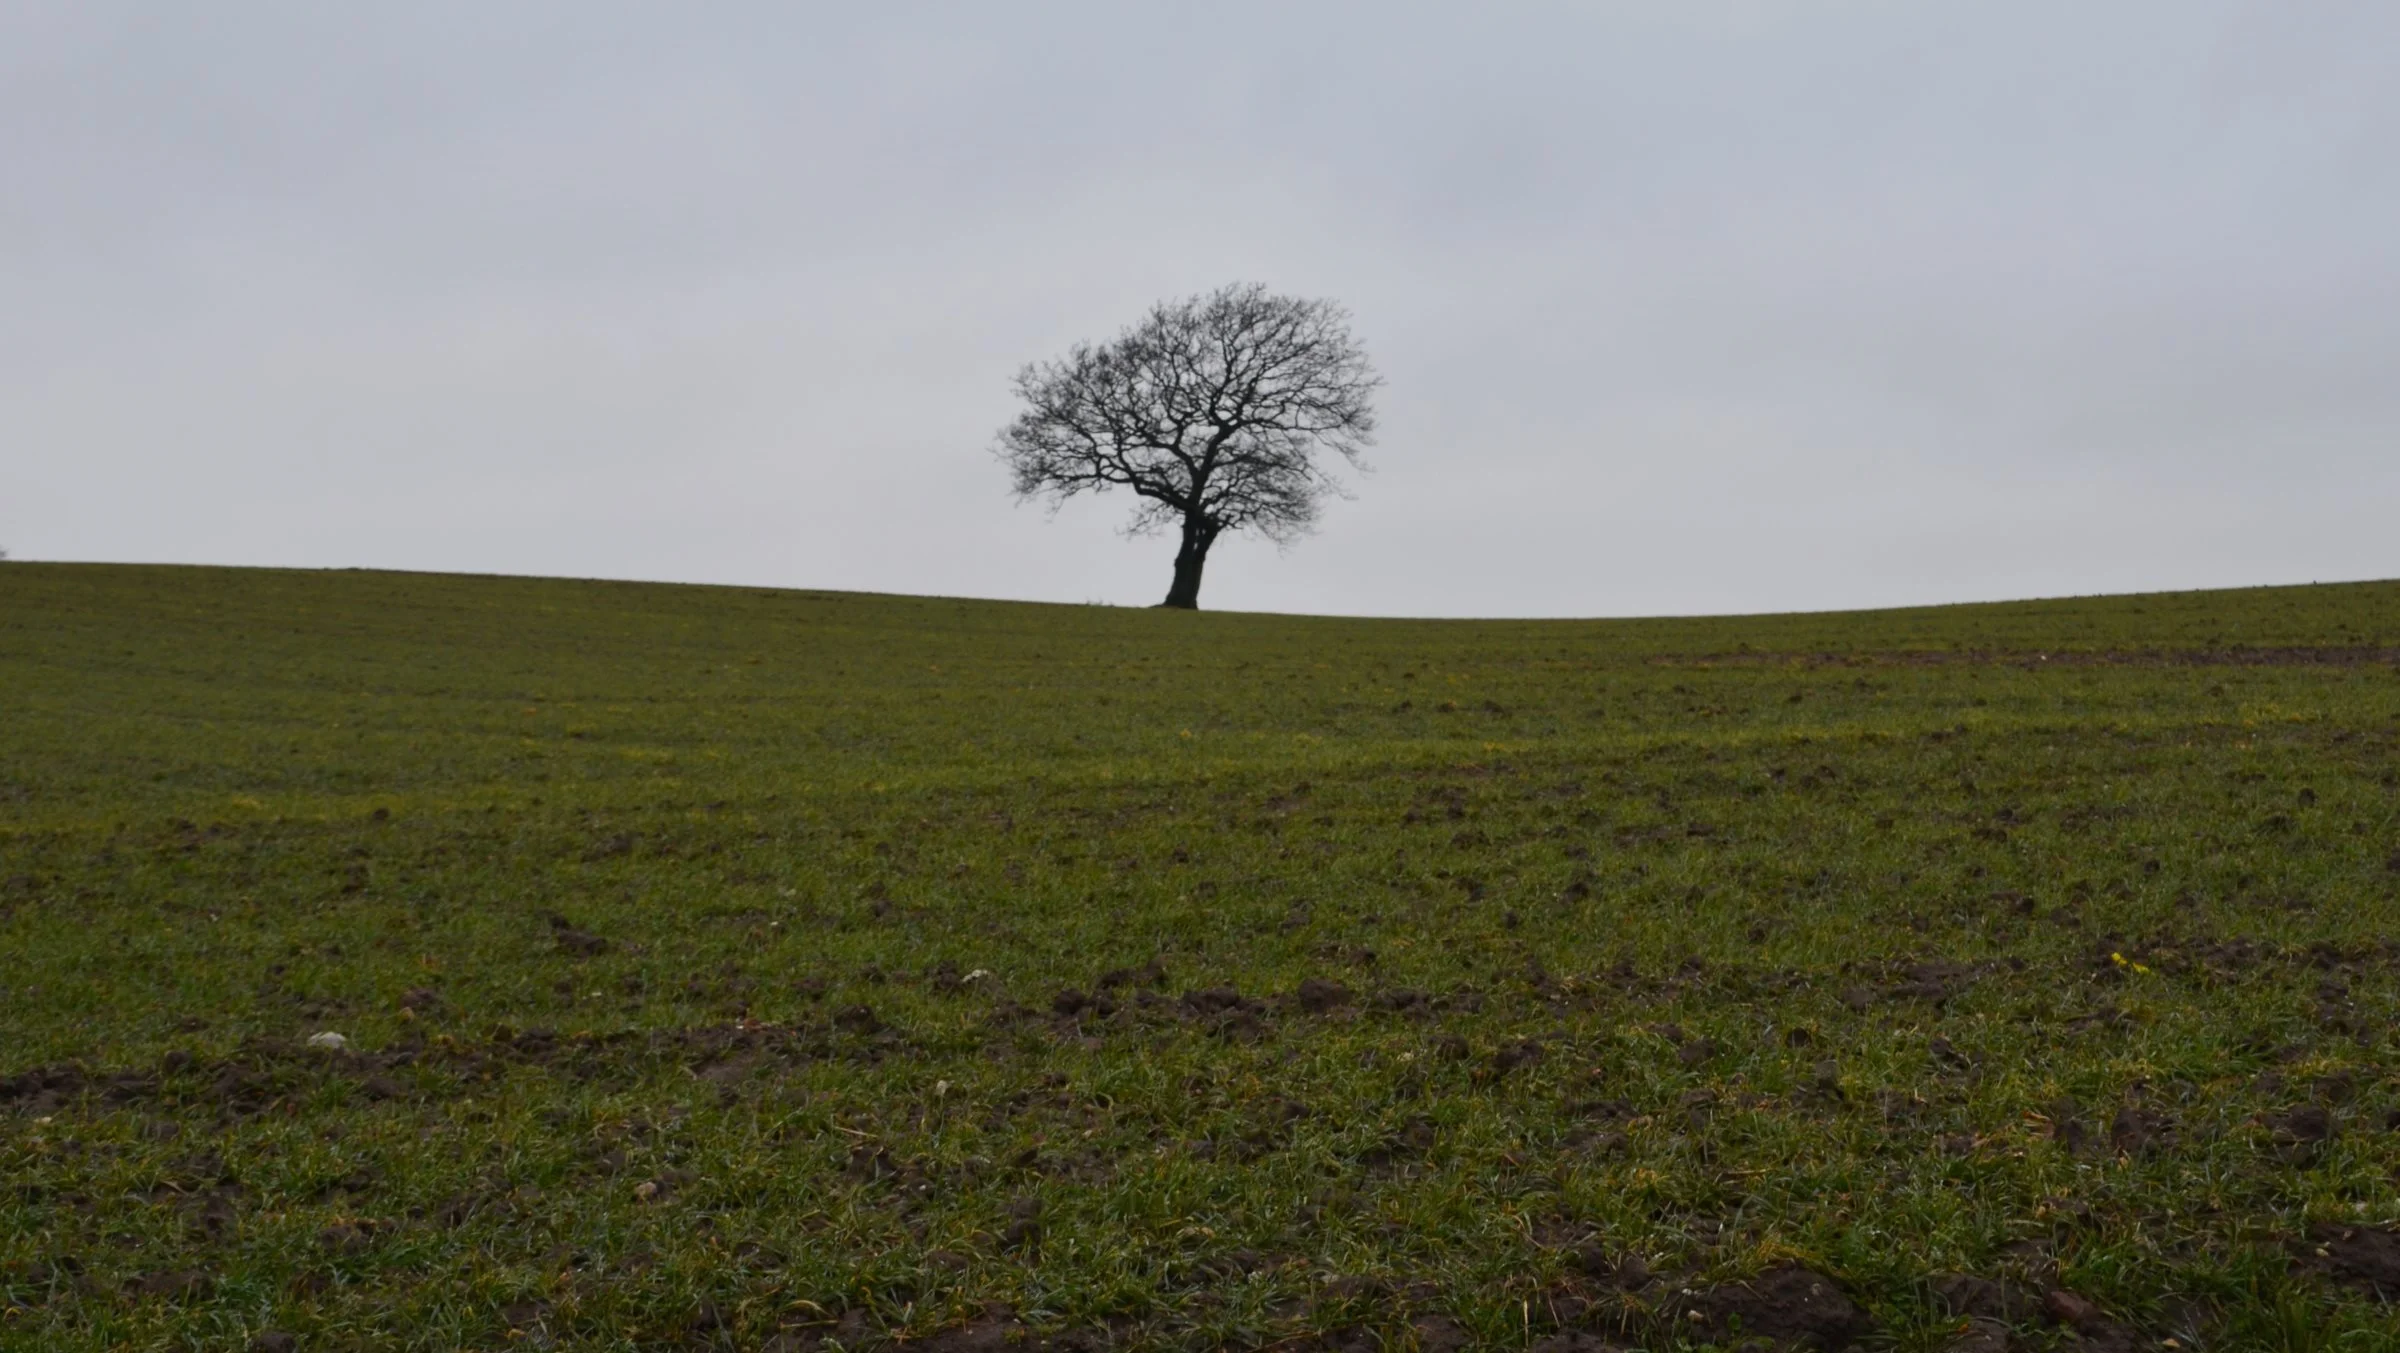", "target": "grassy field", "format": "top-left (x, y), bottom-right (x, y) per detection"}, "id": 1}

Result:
top-left (5, 563), bottom-right (2400, 1352)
